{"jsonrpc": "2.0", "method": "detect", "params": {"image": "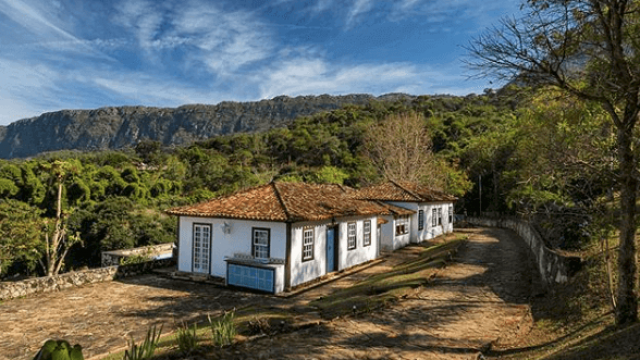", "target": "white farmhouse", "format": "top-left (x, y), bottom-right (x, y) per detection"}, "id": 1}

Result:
top-left (166, 182), bottom-right (402, 294)
top-left (352, 181), bottom-right (457, 251)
